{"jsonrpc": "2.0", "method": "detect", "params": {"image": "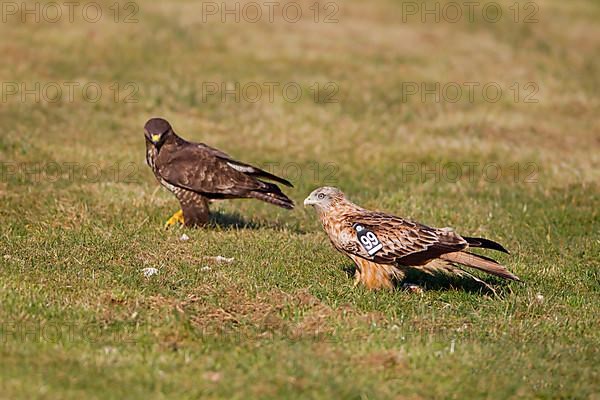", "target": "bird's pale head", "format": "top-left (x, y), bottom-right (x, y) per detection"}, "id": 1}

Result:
top-left (144, 118), bottom-right (172, 146)
top-left (303, 186), bottom-right (346, 212)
